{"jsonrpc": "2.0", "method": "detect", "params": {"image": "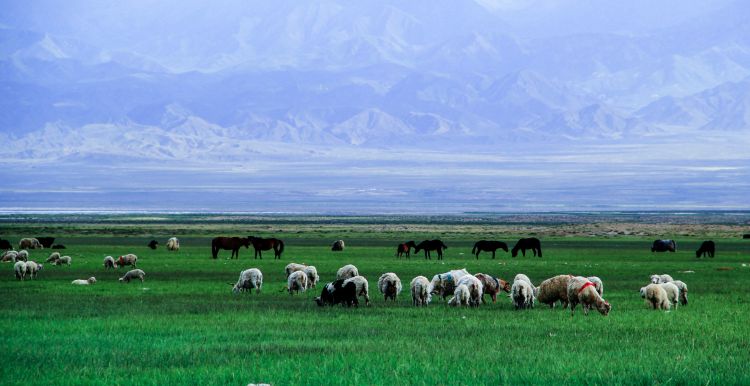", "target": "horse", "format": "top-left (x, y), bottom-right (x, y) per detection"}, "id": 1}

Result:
top-left (147, 240), bottom-right (159, 250)
top-left (0, 238), bottom-right (12, 250)
top-left (395, 241), bottom-right (416, 259)
top-left (247, 236), bottom-right (284, 259)
top-left (651, 239), bottom-right (676, 253)
top-left (35, 237), bottom-right (56, 249)
top-left (471, 240), bottom-right (508, 259)
top-left (511, 237), bottom-right (542, 257)
top-left (211, 237), bottom-right (250, 259)
top-left (743, 234), bottom-right (750, 239)
top-left (414, 239), bottom-right (448, 260)
top-left (696, 240), bottom-right (715, 258)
